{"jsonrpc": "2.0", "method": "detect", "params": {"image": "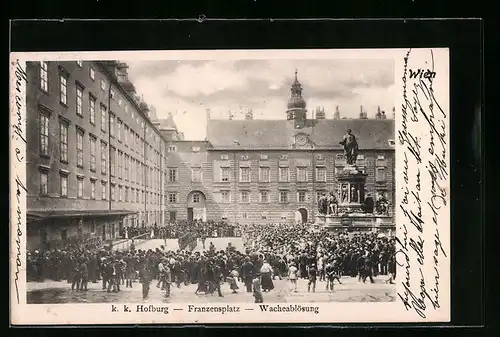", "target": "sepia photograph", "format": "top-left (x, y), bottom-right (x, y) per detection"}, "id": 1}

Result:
top-left (11, 48), bottom-right (450, 324)
top-left (24, 56), bottom-right (397, 304)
